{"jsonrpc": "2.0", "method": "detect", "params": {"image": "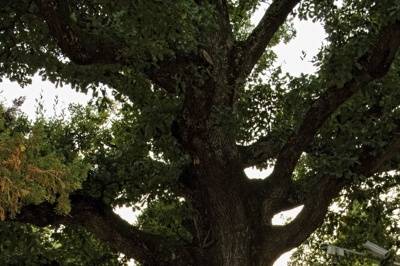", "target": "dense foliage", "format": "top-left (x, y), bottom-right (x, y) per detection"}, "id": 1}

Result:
top-left (1, 0), bottom-right (400, 265)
